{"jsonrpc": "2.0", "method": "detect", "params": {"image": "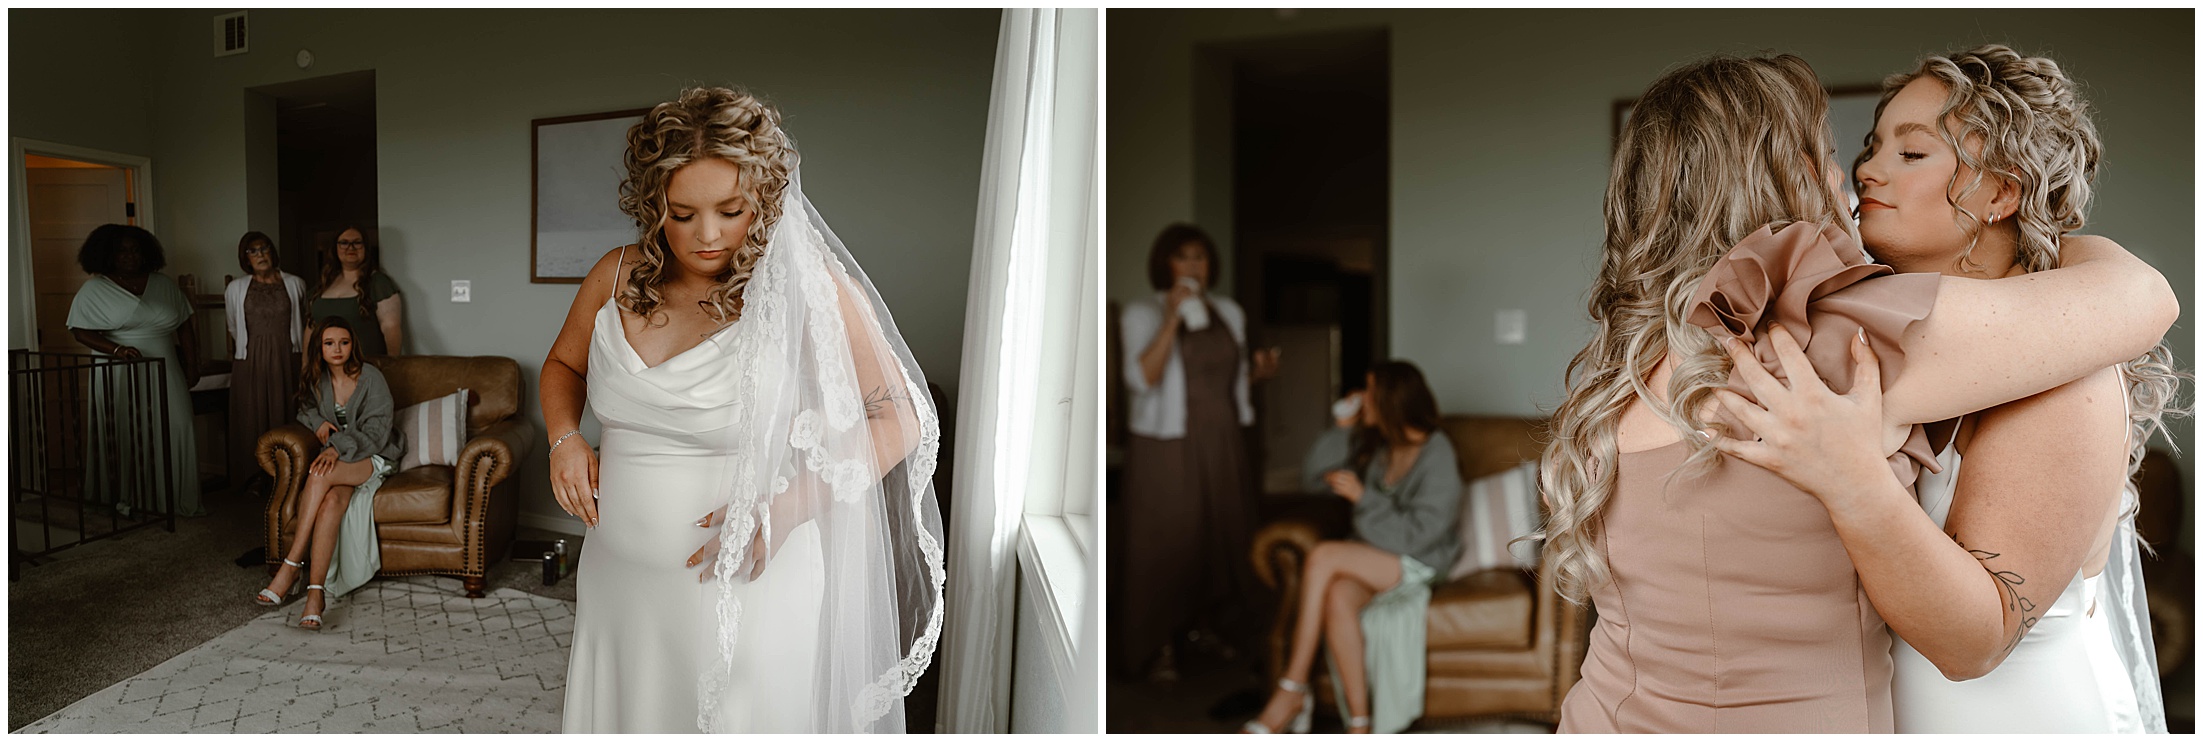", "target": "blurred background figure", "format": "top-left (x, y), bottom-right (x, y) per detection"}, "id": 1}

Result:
top-left (1244, 360), bottom-right (1459, 734)
top-left (1114, 223), bottom-right (1279, 683)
